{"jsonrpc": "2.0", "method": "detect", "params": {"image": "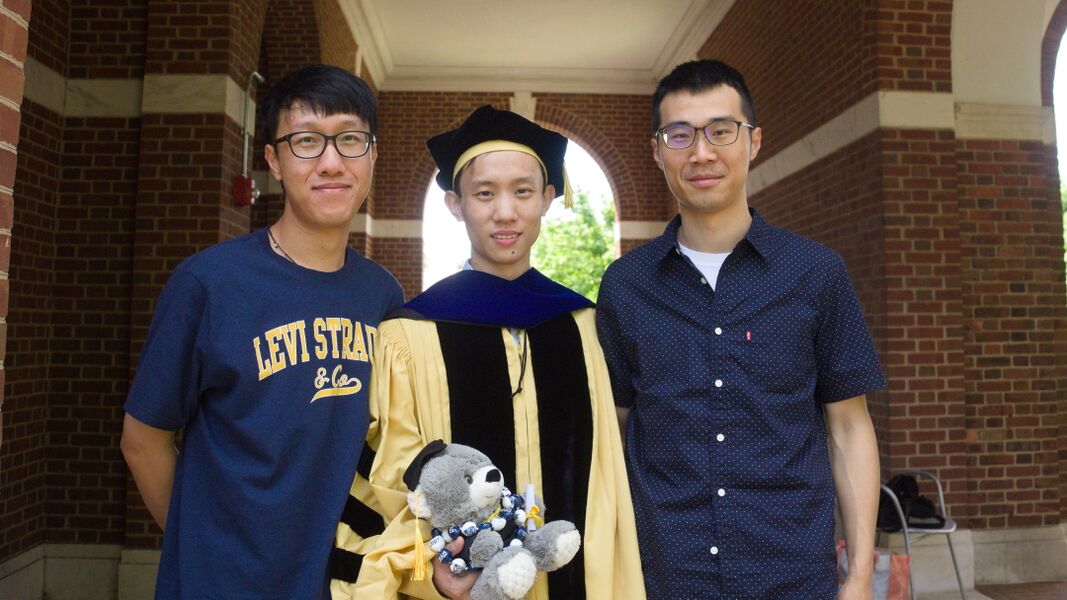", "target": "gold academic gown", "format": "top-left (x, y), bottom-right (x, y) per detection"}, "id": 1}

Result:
top-left (330, 307), bottom-right (644, 600)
